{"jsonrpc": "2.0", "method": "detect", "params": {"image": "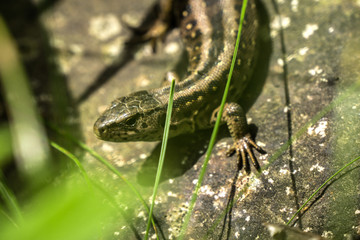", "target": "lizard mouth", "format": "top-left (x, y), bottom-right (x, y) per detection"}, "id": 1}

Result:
top-left (93, 118), bottom-right (138, 142)
top-left (93, 116), bottom-right (110, 139)
top-left (93, 122), bottom-right (105, 139)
